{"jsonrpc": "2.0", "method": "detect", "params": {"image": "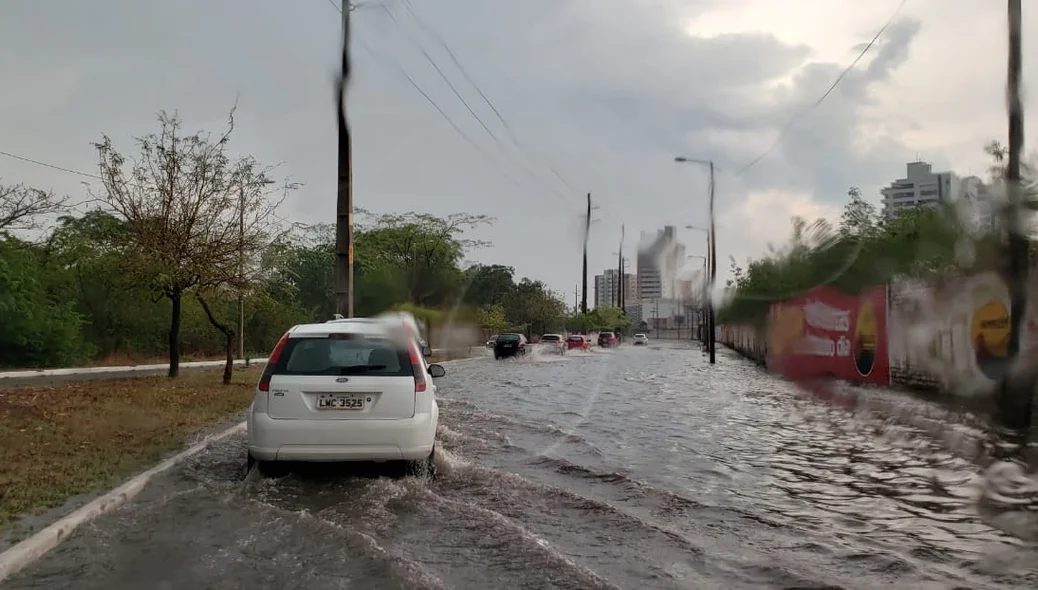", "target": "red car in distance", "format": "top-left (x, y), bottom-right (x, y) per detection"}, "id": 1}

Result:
top-left (566, 335), bottom-right (590, 351)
